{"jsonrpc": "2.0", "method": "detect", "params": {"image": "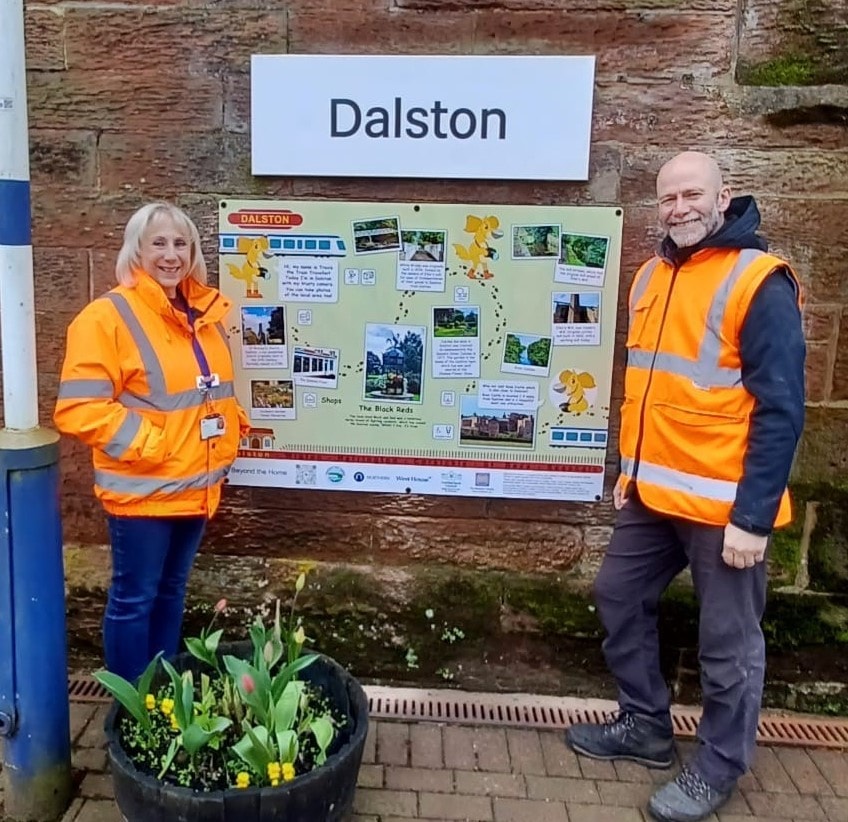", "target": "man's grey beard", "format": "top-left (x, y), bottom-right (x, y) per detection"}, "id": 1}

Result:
top-left (668, 205), bottom-right (724, 249)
